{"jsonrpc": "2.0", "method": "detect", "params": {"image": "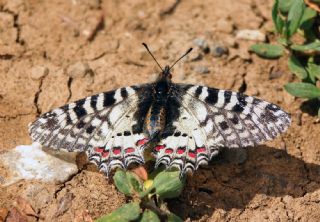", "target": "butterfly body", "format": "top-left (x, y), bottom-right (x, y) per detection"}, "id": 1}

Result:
top-left (29, 51), bottom-right (291, 176)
